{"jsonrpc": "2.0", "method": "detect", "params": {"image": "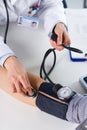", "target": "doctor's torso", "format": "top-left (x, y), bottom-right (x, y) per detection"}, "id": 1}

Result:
top-left (0, 0), bottom-right (65, 35)
top-left (0, 0), bottom-right (41, 25)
